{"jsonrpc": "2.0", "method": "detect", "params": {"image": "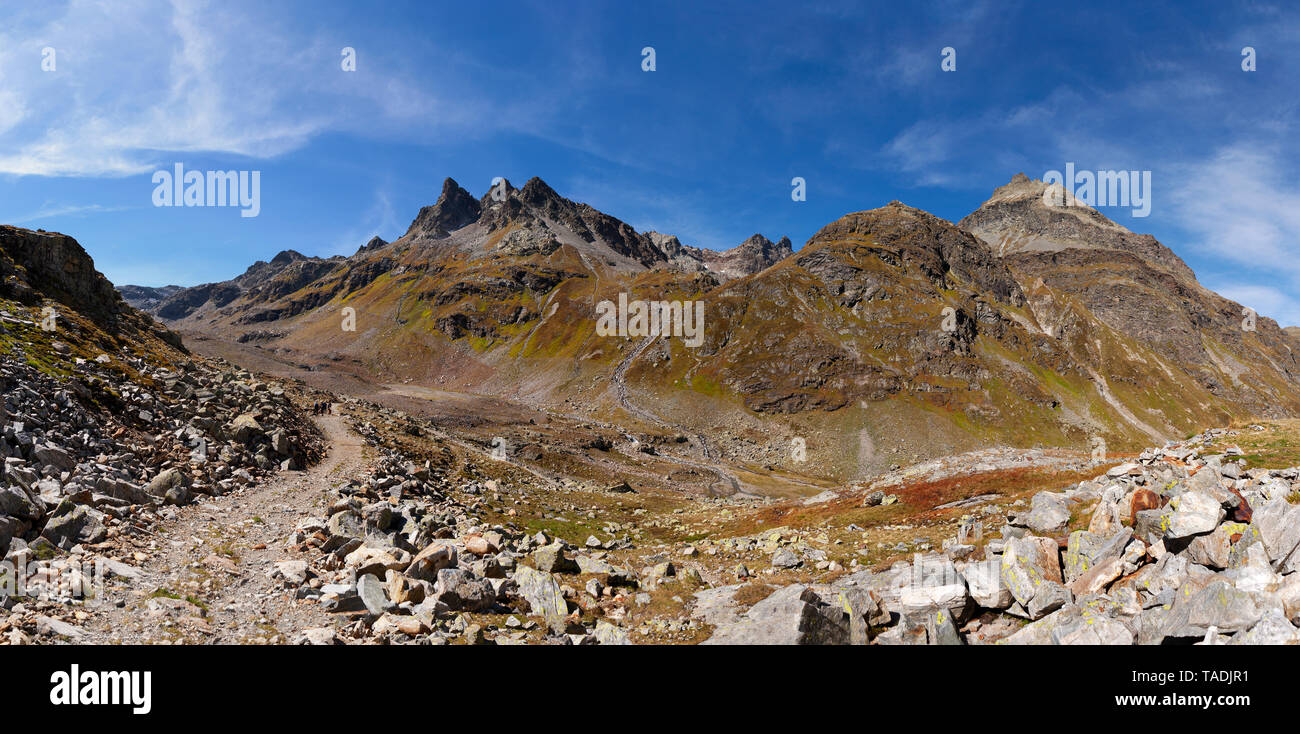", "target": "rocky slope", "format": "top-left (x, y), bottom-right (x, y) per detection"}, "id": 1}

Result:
top-left (698, 428), bottom-right (1300, 645)
top-left (0, 225), bottom-right (325, 639)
